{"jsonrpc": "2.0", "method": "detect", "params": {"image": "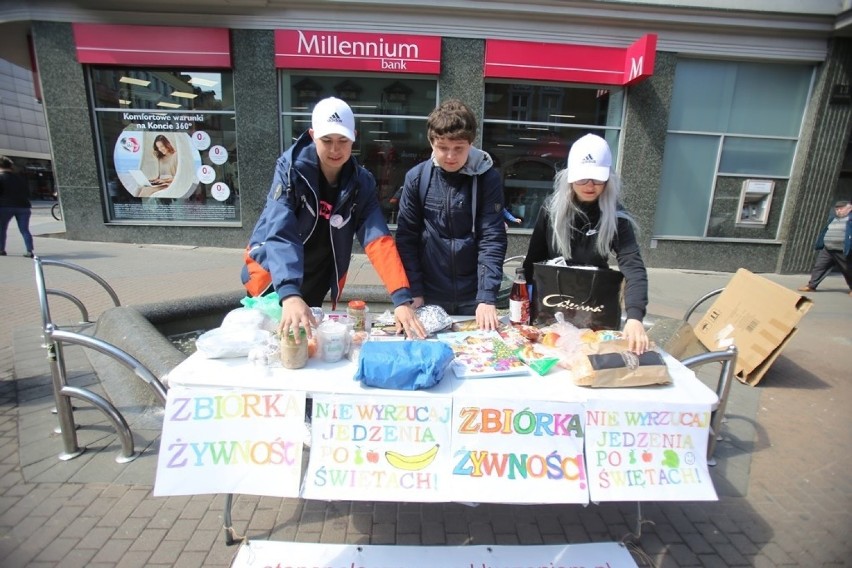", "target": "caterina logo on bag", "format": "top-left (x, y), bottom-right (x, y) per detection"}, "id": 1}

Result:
top-left (541, 293), bottom-right (606, 314)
